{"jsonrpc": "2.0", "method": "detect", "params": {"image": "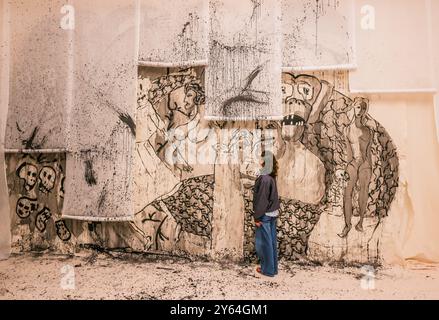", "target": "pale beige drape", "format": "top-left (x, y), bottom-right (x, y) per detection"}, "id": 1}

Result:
top-left (4, 0), bottom-right (137, 221)
top-left (205, 0), bottom-right (283, 120)
top-left (139, 0), bottom-right (208, 65)
top-left (350, 0), bottom-right (435, 93)
top-left (0, 0), bottom-right (11, 260)
top-left (62, 0), bottom-right (137, 221)
top-left (282, 0), bottom-right (356, 70)
top-left (369, 94), bottom-right (439, 264)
